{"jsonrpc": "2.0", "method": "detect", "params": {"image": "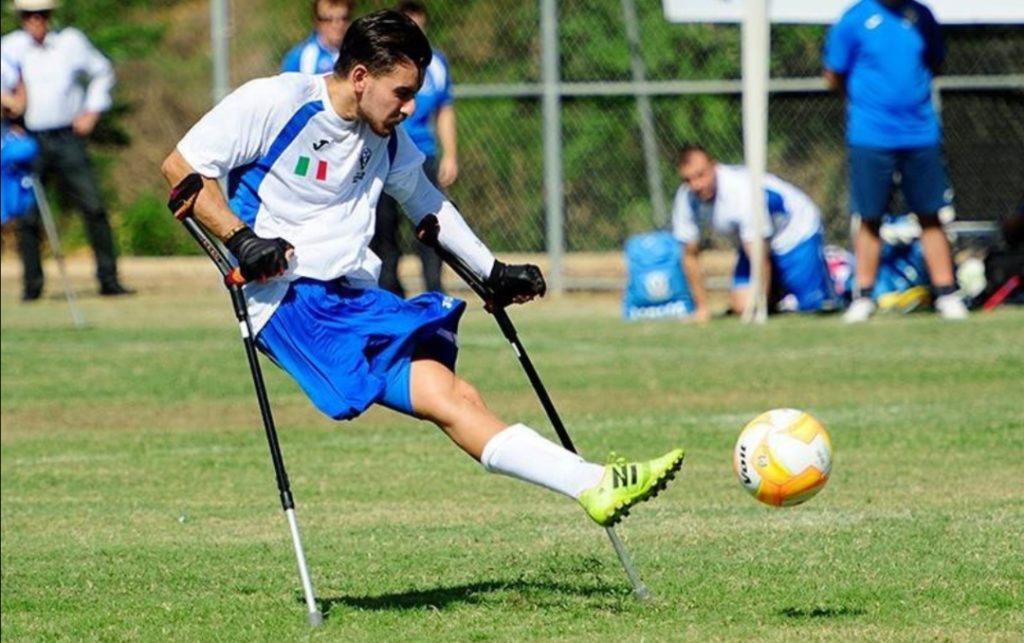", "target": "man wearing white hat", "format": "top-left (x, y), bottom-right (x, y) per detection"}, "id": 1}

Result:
top-left (1, 0), bottom-right (132, 299)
